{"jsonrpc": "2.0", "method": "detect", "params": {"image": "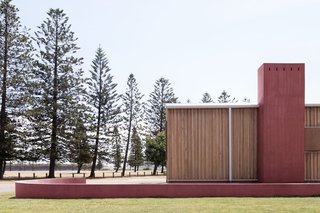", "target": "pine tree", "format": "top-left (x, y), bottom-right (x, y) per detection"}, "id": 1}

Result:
top-left (145, 131), bottom-right (166, 175)
top-left (128, 126), bottom-right (144, 172)
top-left (147, 77), bottom-right (176, 174)
top-left (31, 8), bottom-right (84, 178)
top-left (217, 90), bottom-right (237, 103)
top-left (242, 97), bottom-right (250, 103)
top-left (121, 73), bottom-right (143, 176)
top-left (86, 46), bottom-right (119, 178)
top-left (201, 92), bottom-right (213, 103)
top-left (0, 0), bottom-right (33, 179)
top-left (110, 126), bottom-right (122, 172)
top-left (147, 77), bottom-right (177, 136)
top-left (67, 107), bottom-right (91, 174)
